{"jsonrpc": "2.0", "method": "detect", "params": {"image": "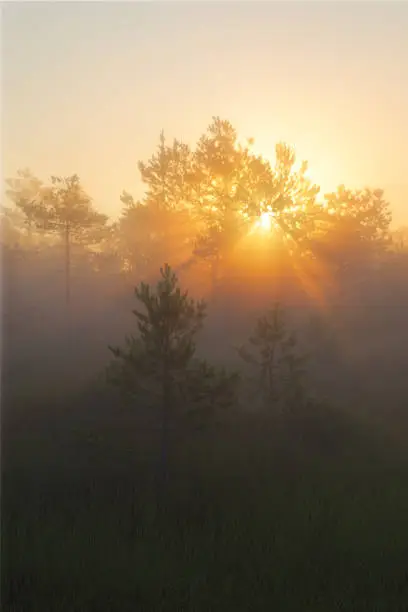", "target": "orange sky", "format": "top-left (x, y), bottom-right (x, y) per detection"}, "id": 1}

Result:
top-left (3, 2), bottom-right (407, 227)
